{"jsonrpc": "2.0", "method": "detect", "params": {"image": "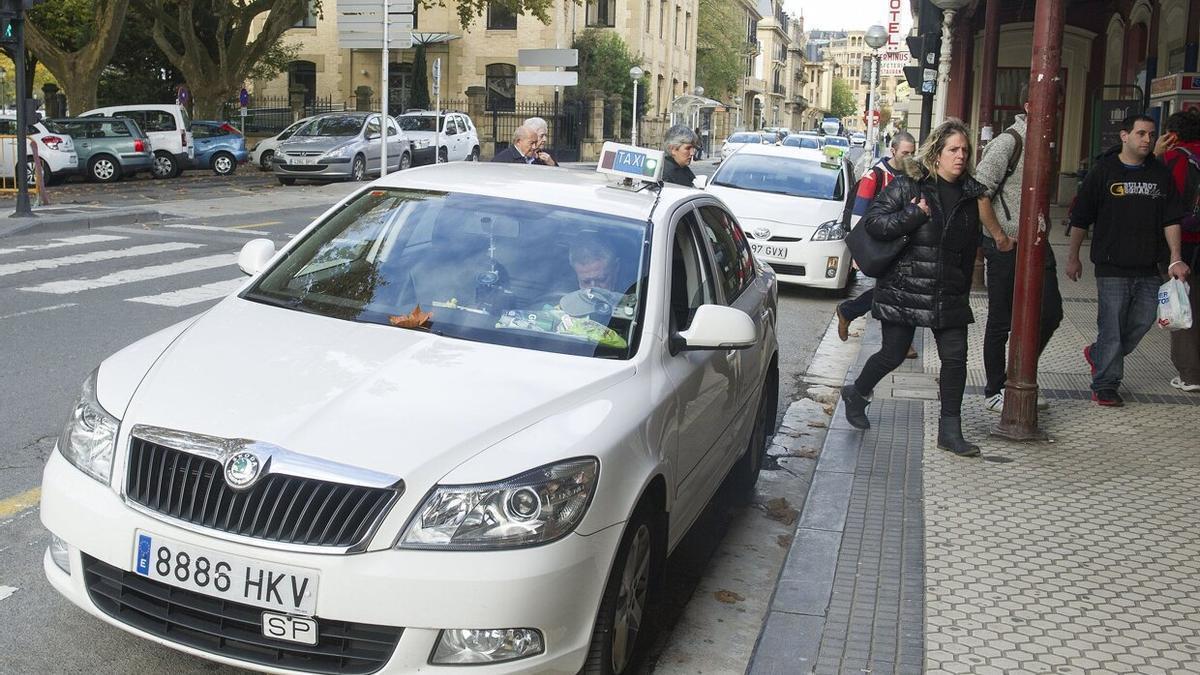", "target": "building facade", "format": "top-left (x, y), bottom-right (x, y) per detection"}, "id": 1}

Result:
top-left (753, 0), bottom-right (790, 129)
top-left (820, 29), bottom-right (903, 132)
